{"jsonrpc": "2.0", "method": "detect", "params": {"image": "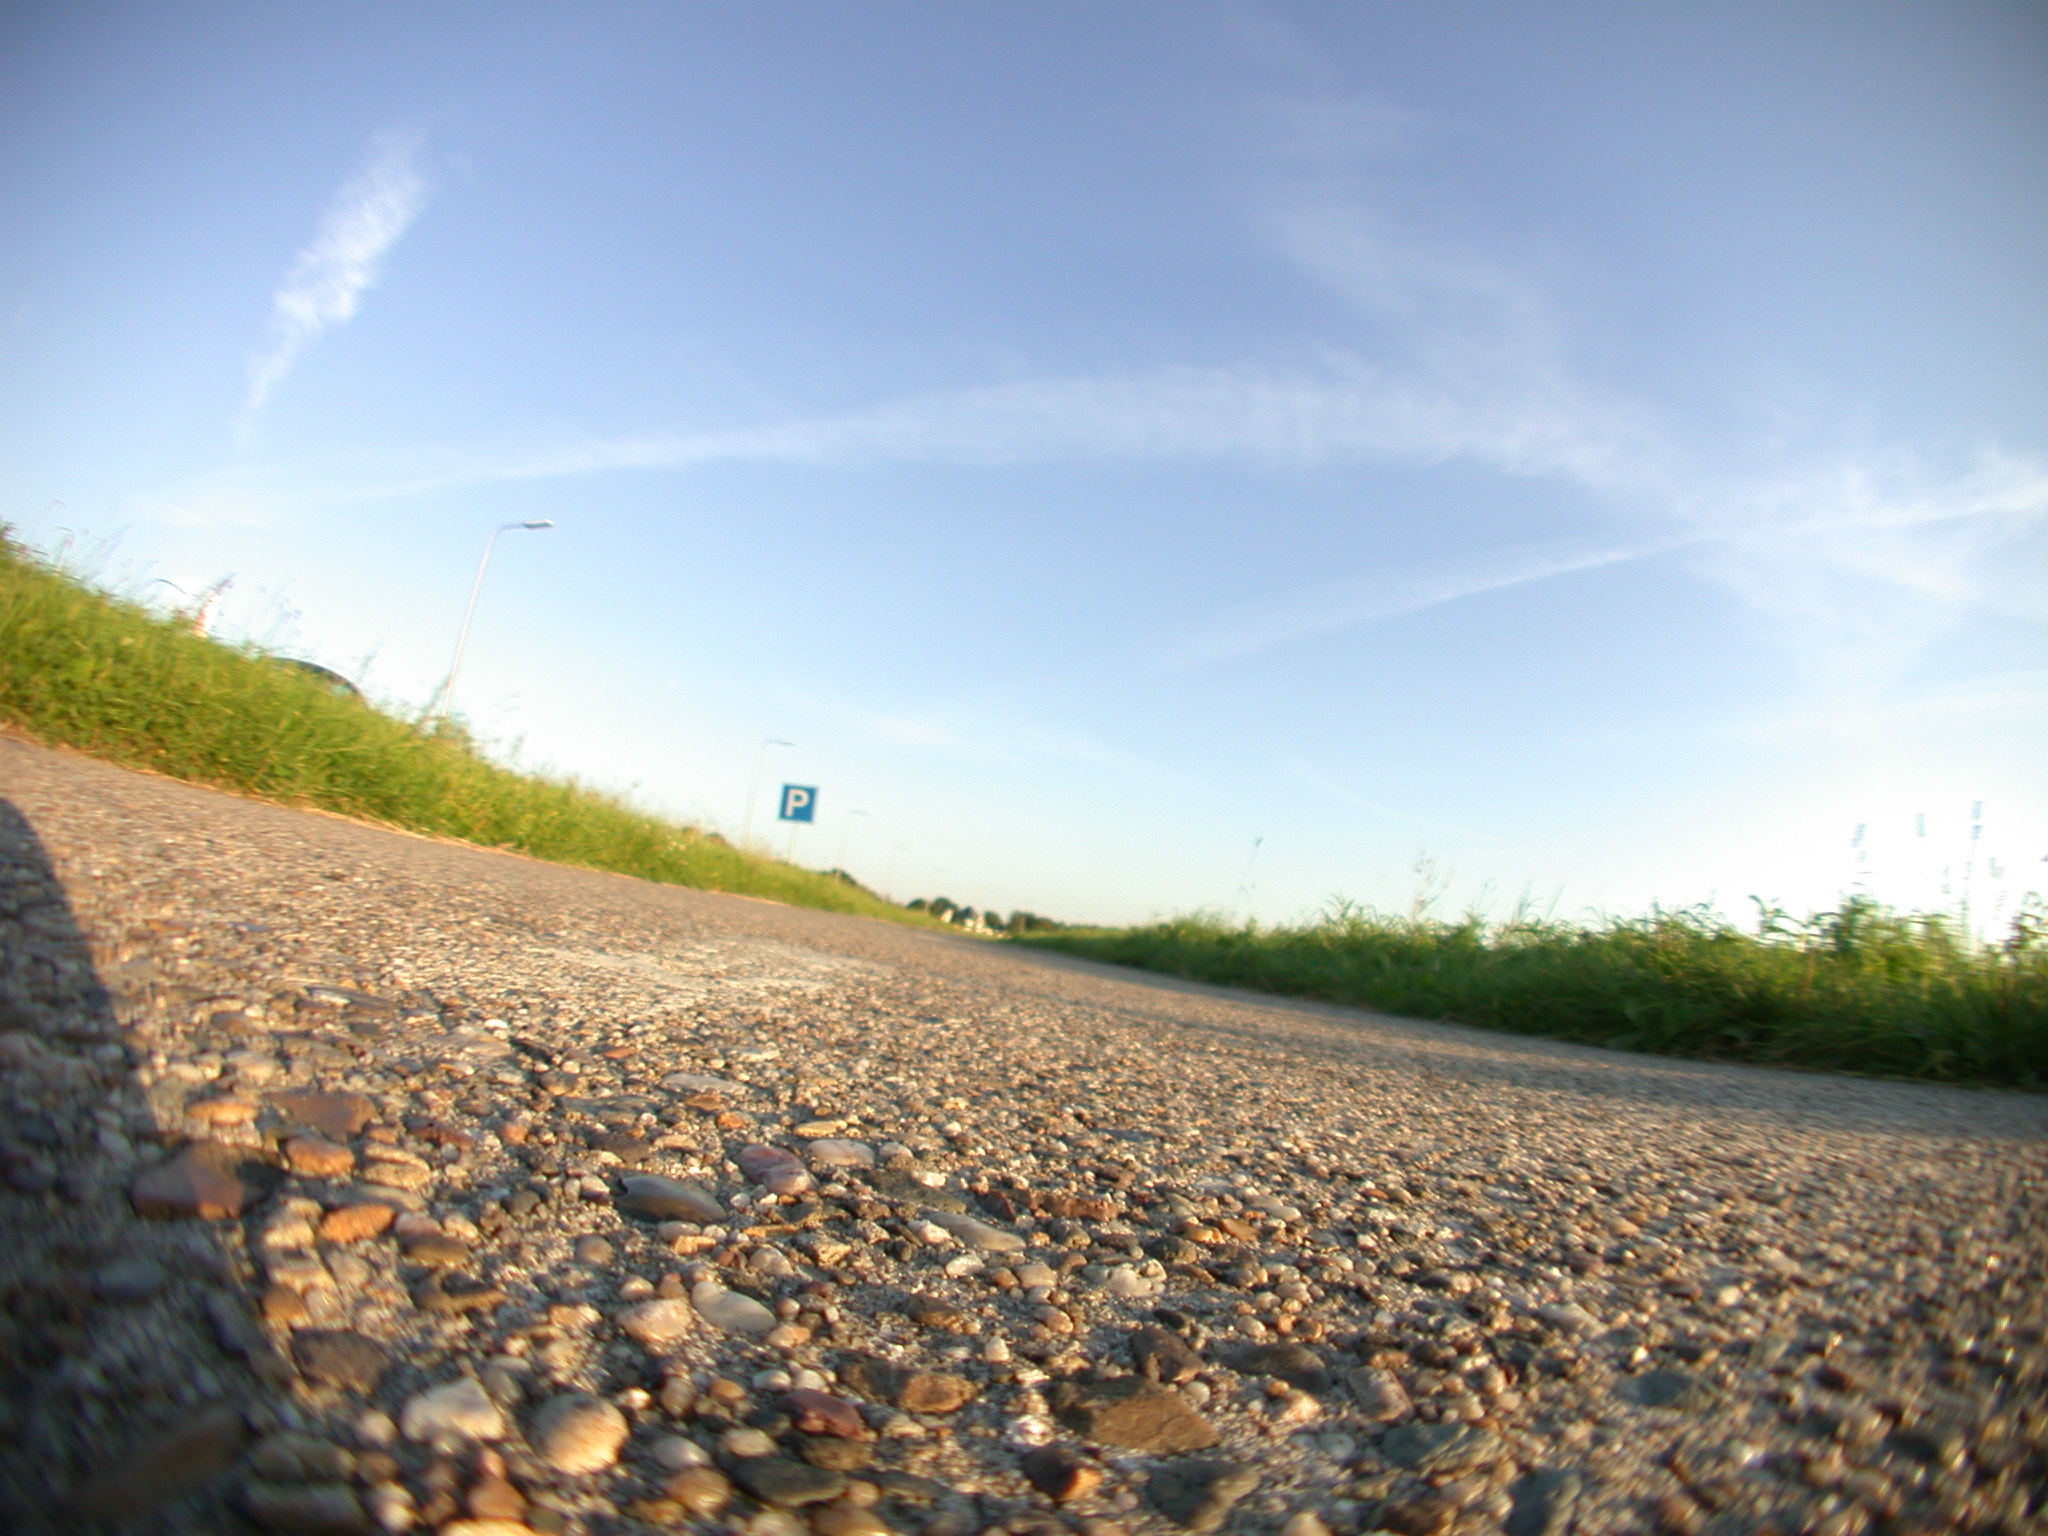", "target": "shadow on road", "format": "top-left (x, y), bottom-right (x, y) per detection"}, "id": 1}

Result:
top-left (0, 796), bottom-right (278, 1531)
